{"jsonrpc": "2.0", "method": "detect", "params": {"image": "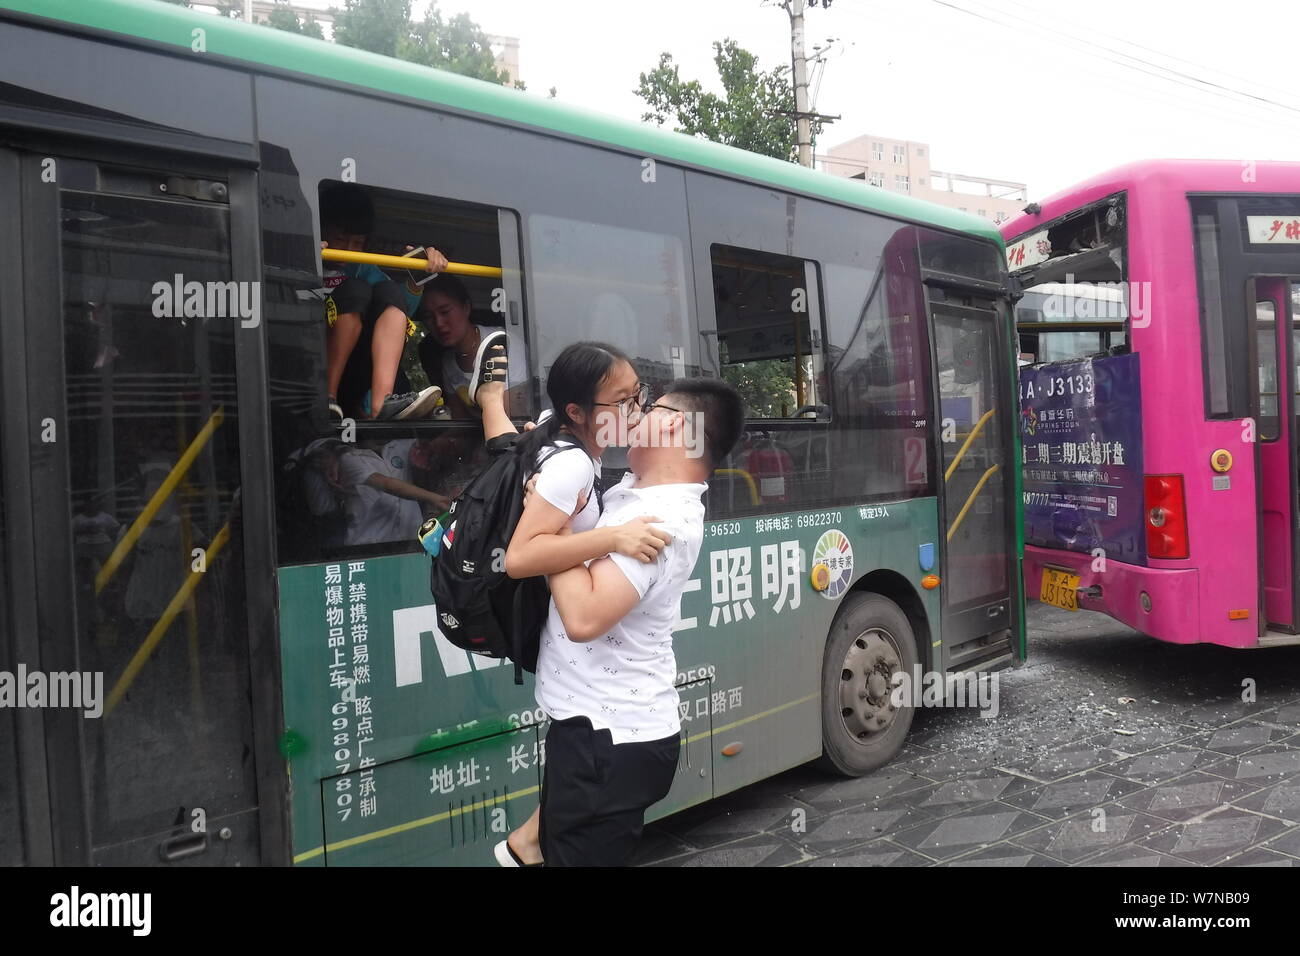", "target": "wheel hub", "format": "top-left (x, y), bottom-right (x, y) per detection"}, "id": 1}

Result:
top-left (838, 629), bottom-right (902, 740)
